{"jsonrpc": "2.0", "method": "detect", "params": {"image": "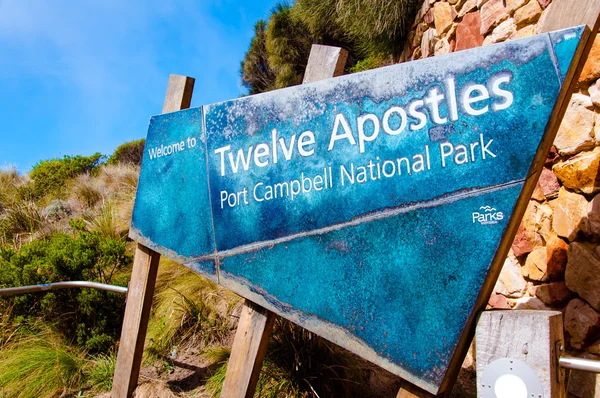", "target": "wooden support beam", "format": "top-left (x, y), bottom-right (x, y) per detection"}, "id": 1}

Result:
top-left (476, 310), bottom-right (564, 398)
top-left (111, 244), bottom-right (160, 397)
top-left (220, 300), bottom-right (276, 398)
top-left (220, 45), bottom-right (348, 398)
top-left (162, 74), bottom-right (195, 113)
top-left (111, 74), bottom-right (195, 398)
